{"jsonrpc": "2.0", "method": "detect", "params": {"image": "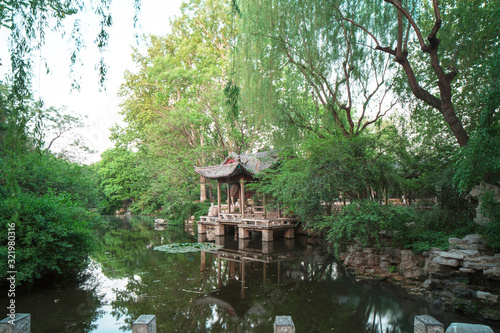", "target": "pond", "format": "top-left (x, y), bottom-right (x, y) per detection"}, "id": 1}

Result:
top-left (5, 215), bottom-right (498, 332)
